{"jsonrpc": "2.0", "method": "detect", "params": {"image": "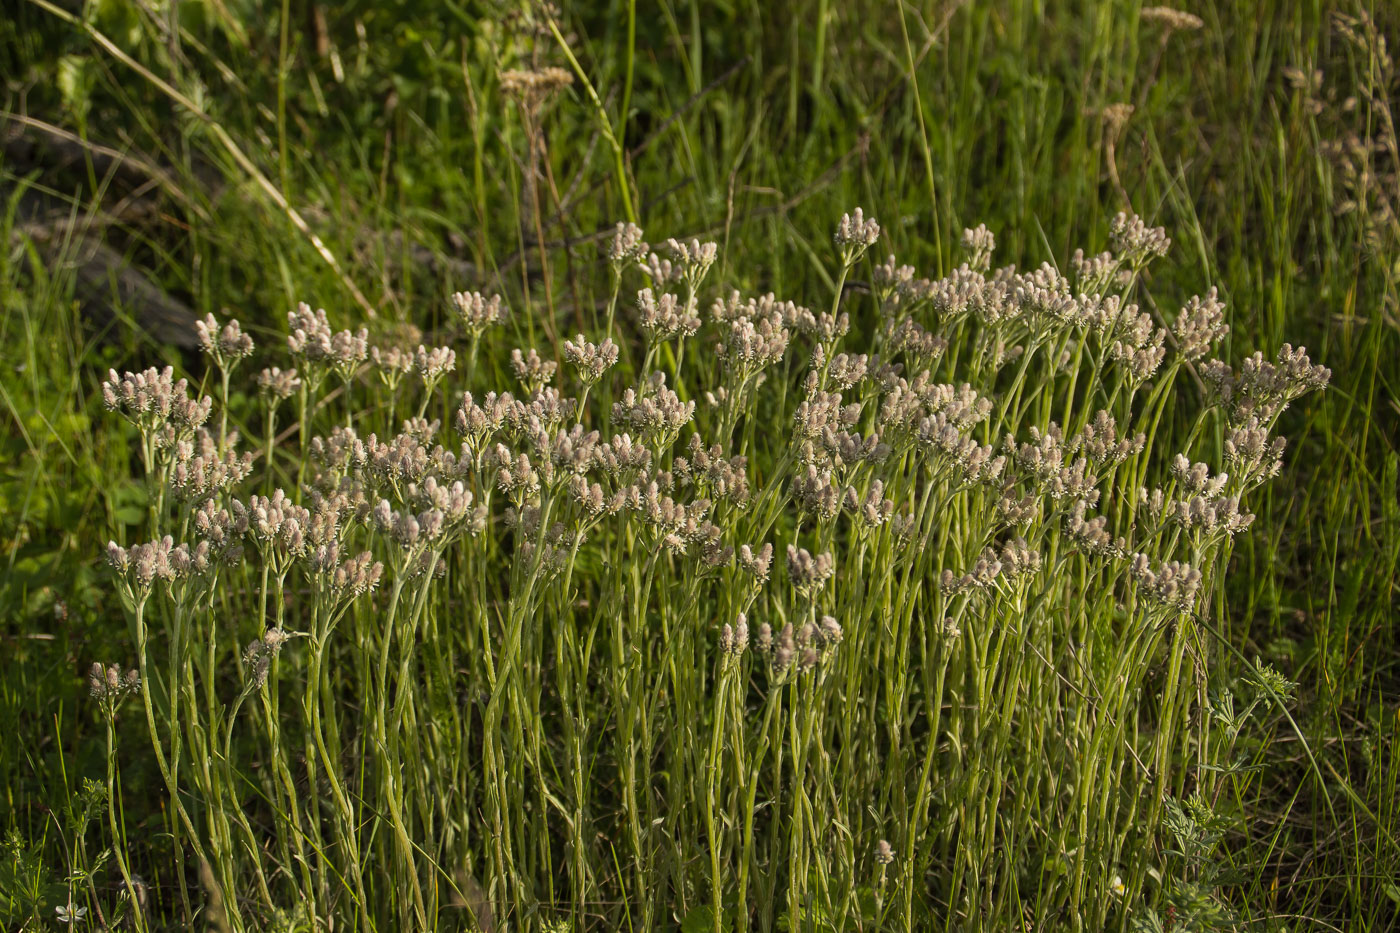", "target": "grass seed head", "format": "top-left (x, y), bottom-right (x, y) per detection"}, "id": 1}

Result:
top-left (1141, 6), bottom-right (1204, 32)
